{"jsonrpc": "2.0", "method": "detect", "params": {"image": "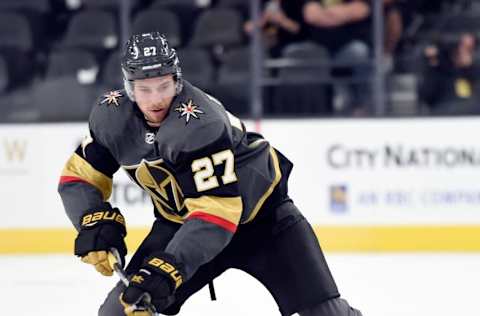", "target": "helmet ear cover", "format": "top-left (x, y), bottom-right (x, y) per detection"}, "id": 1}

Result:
top-left (121, 32), bottom-right (183, 101)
